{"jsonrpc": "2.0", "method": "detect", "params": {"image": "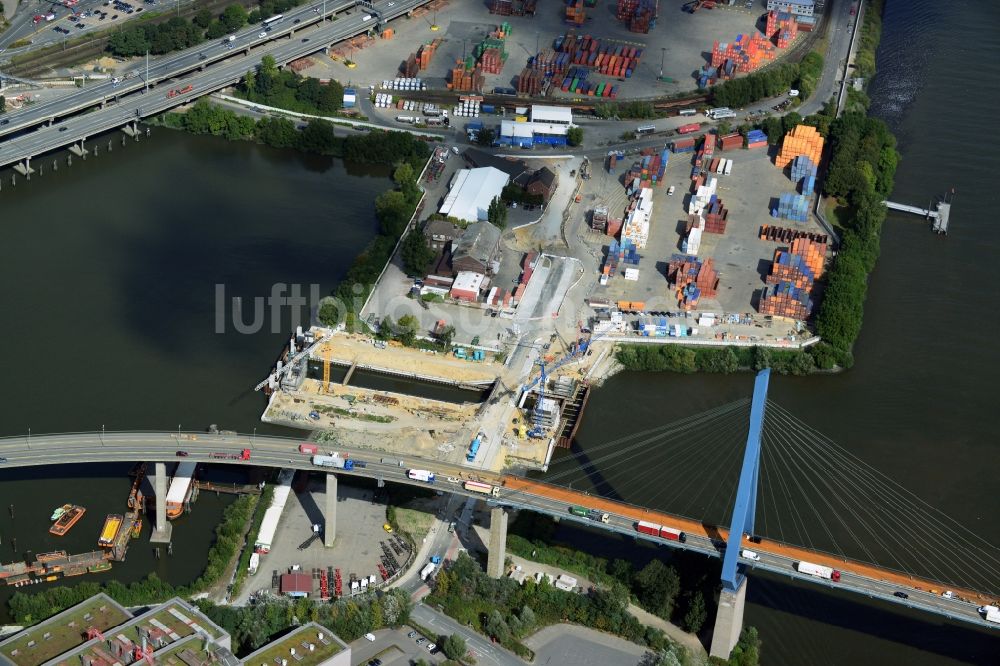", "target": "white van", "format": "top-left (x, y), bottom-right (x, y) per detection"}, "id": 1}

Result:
top-left (364, 632), bottom-right (376, 642)
top-left (740, 549), bottom-right (761, 561)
